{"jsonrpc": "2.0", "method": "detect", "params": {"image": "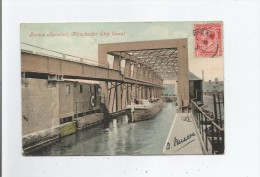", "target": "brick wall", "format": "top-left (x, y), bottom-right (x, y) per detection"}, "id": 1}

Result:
top-left (22, 78), bottom-right (59, 135)
top-left (73, 83), bottom-right (101, 115)
top-left (59, 82), bottom-right (74, 119)
top-left (22, 79), bottom-right (102, 136)
top-left (74, 84), bottom-right (91, 114)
